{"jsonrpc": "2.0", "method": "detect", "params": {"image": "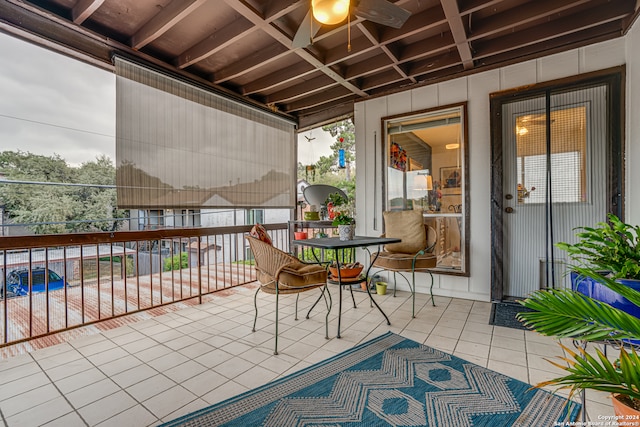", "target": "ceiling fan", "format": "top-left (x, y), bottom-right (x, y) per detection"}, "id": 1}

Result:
top-left (292, 0), bottom-right (411, 49)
